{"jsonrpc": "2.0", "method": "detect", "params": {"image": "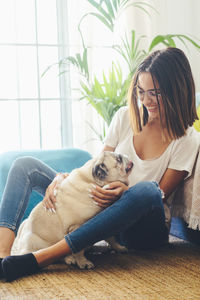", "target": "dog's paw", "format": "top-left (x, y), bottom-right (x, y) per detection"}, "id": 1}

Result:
top-left (64, 255), bottom-right (94, 269)
top-left (109, 242), bottom-right (128, 254)
top-left (106, 237), bottom-right (128, 254)
top-left (76, 258), bottom-right (95, 270)
top-left (114, 244), bottom-right (128, 253)
top-left (111, 245), bottom-right (128, 254)
top-left (64, 255), bottom-right (76, 265)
